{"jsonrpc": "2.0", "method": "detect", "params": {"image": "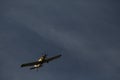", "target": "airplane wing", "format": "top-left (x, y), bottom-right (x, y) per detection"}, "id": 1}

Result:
top-left (44, 54), bottom-right (62, 63)
top-left (21, 61), bottom-right (42, 67)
